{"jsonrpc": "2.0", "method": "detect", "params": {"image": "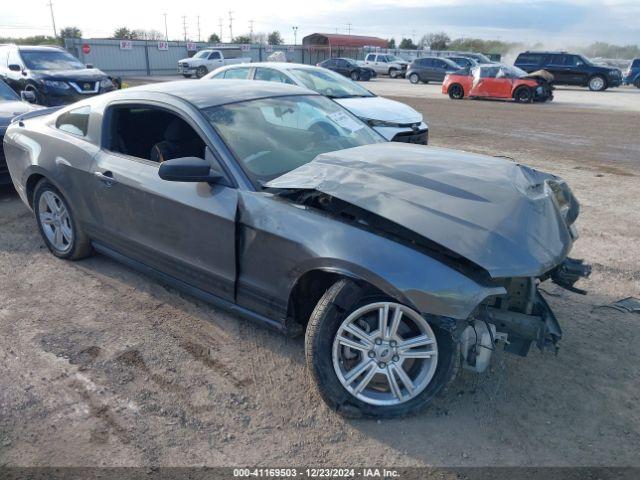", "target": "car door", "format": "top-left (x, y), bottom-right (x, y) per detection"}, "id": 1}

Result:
top-left (207, 51), bottom-right (224, 69)
top-left (432, 59), bottom-right (449, 81)
top-left (564, 55), bottom-right (588, 85)
top-left (88, 101), bottom-right (238, 301)
top-left (335, 59), bottom-right (350, 77)
top-left (545, 54), bottom-right (570, 84)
